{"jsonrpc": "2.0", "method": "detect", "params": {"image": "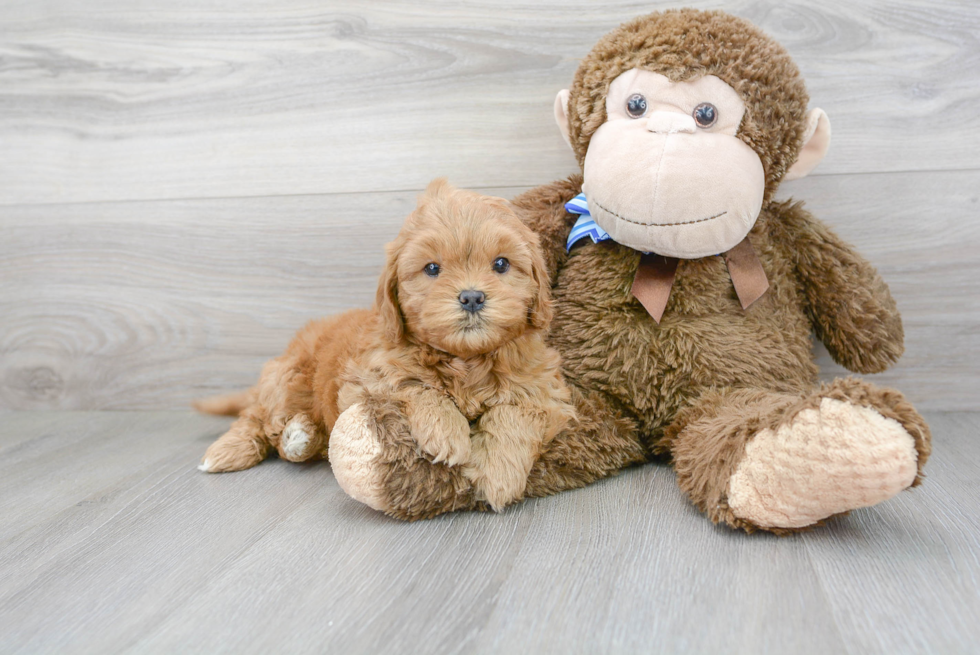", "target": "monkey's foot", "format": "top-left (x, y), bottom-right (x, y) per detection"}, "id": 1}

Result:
top-left (328, 404), bottom-right (391, 513)
top-left (727, 398), bottom-right (918, 529)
